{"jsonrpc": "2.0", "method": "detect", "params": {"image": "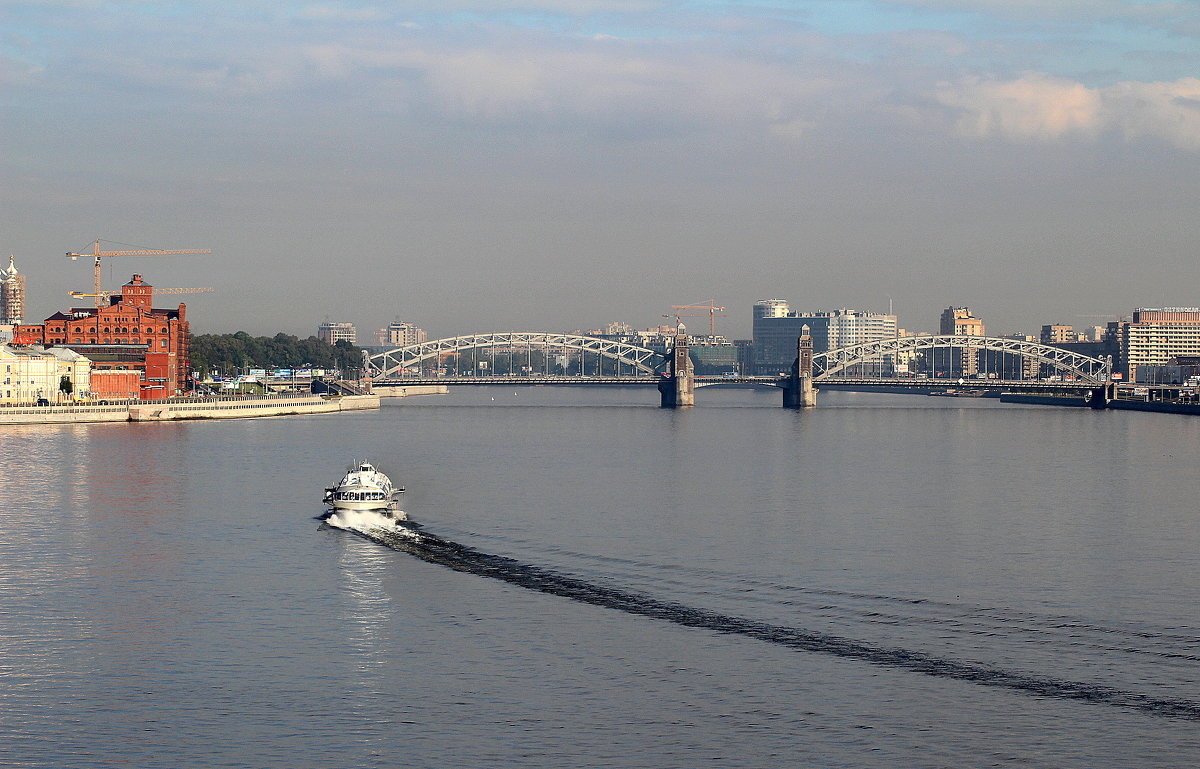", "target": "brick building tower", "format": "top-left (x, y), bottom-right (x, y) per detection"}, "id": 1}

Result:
top-left (14, 274), bottom-right (191, 398)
